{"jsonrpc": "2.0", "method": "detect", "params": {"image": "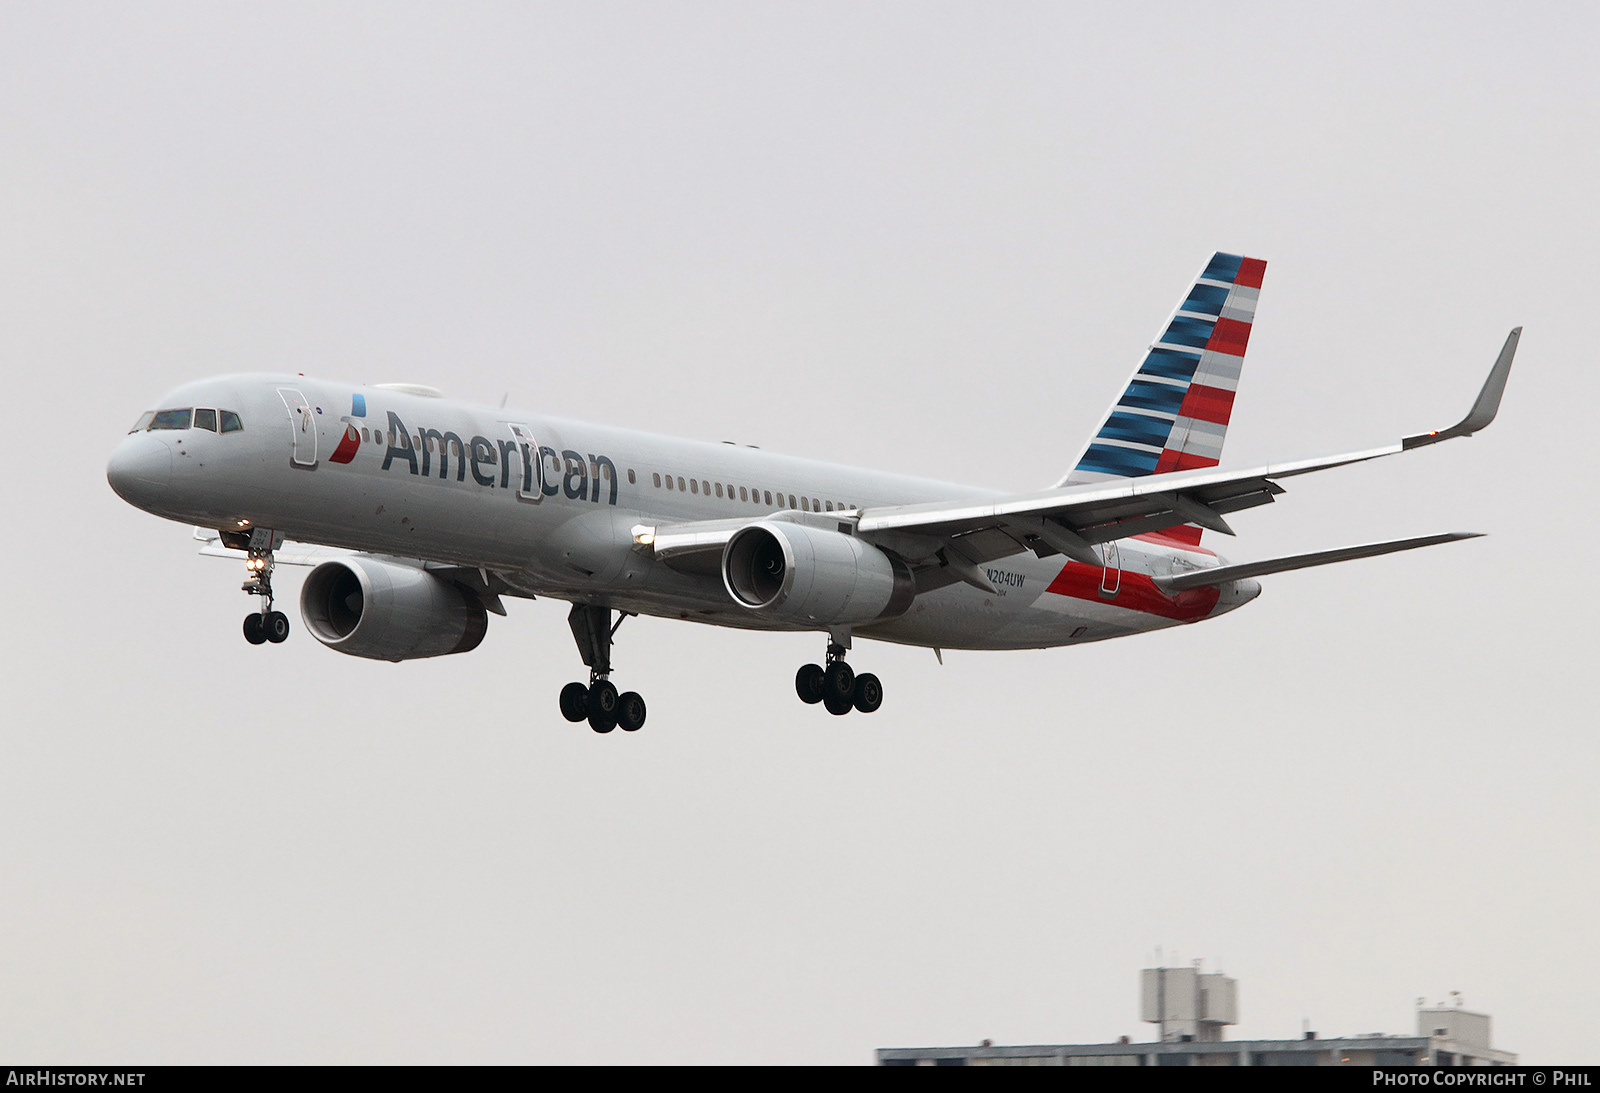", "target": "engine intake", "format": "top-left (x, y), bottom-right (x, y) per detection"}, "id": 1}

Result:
top-left (300, 557), bottom-right (488, 661)
top-left (722, 521), bottom-right (914, 626)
